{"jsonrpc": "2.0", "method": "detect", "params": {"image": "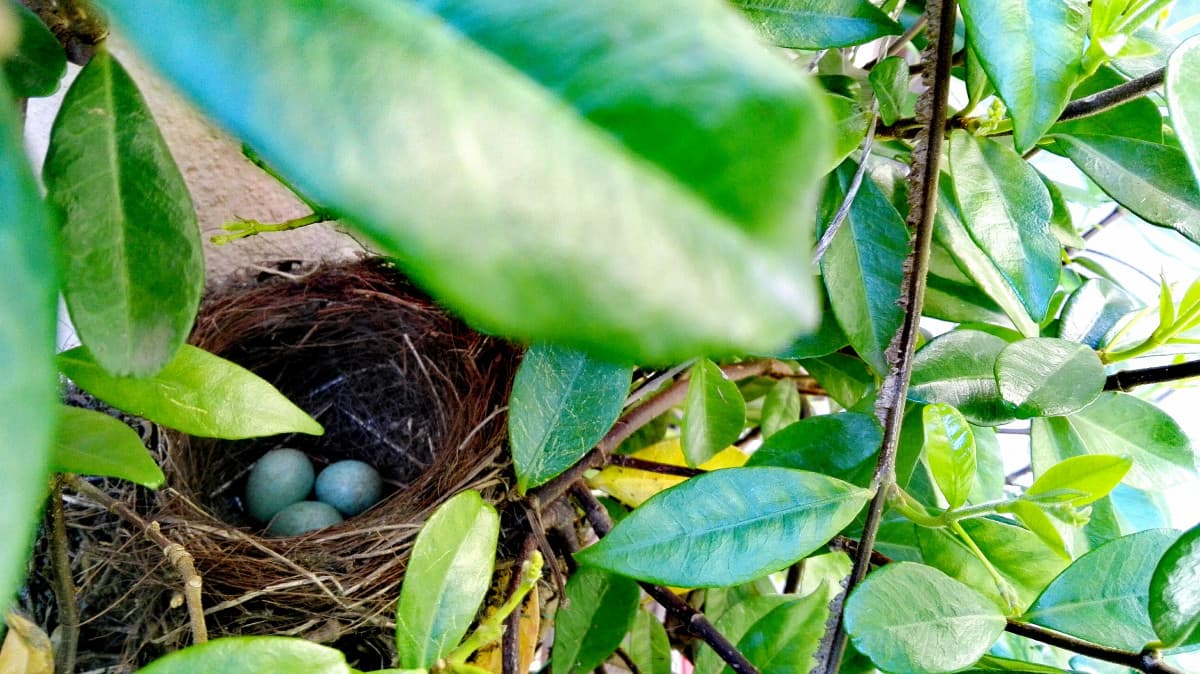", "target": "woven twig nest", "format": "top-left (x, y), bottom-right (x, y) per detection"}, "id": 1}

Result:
top-left (41, 258), bottom-right (519, 668)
